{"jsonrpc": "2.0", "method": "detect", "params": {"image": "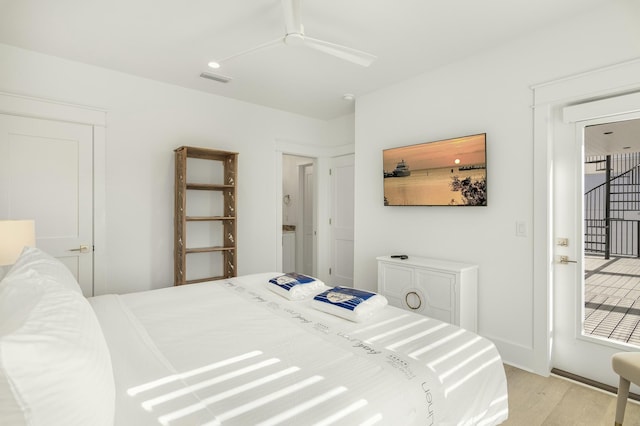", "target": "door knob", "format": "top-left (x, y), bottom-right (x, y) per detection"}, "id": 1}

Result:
top-left (69, 245), bottom-right (90, 253)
